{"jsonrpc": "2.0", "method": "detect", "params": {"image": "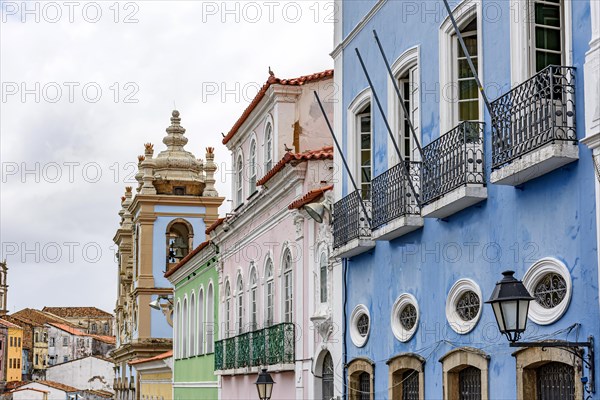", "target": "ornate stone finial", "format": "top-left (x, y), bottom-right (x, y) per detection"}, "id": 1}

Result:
top-left (137, 155), bottom-right (145, 163)
top-left (144, 143), bottom-right (154, 157)
top-left (203, 147), bottom-right (218, 197)
top-left (121, 196), bottom-right (126, 203)
top-left (125, 186), bottom-right (132, 194)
